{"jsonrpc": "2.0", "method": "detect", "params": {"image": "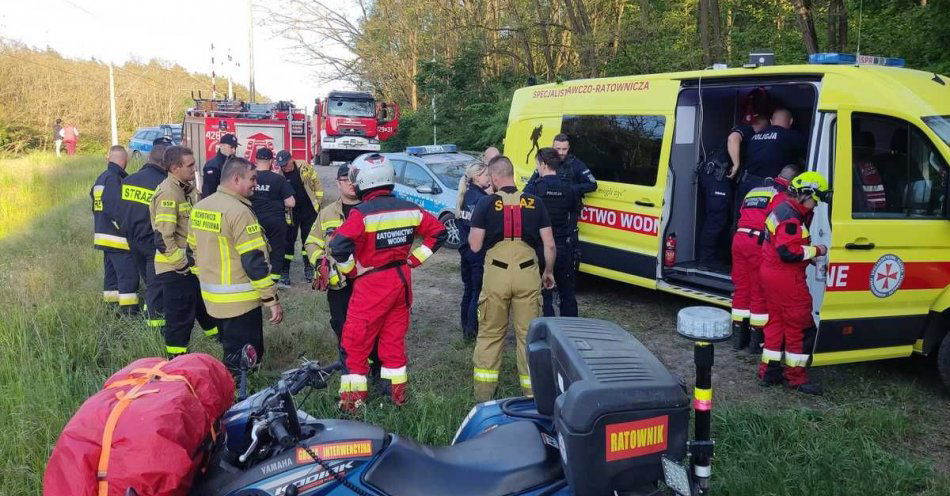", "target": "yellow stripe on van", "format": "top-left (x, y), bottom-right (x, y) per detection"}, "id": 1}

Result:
top-left (811, 345), bottom-right (913, 366)
top-left (579, 263), bottom-right (656, 290)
